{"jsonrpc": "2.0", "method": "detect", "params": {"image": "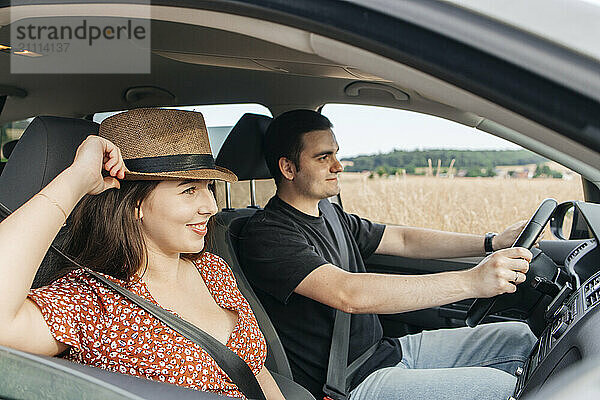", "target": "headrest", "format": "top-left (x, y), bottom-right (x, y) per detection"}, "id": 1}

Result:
top-left (0, 116), bottom-right (98, 212)
top-left (215, 113), bottom-right (272, 181)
